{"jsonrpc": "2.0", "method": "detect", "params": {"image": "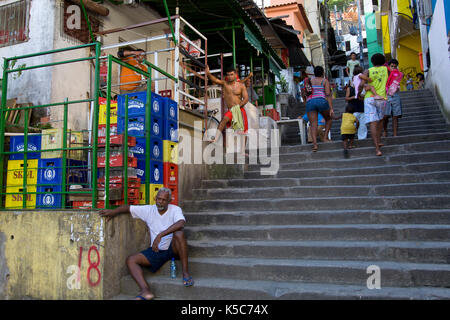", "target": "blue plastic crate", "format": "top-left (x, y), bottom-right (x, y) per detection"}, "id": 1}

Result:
top-left (130, 137), bottom-right (163, 161)
top-left (136, 159), bottom-right (163, 184)
top-left (118, 114), bottom-right (163, 139)
top-left (163, 119), bottom-right (178, 142)
top-left (9, 134), bottom-right (42, 160)
top-left (36, 185), bottom-right (62, 209)
top-left (163, 97), bottom-right (178, 122)
top-left (117, 91), bottom-right (164, 118)
top-left (38, 159), bottom-right (88, 185)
